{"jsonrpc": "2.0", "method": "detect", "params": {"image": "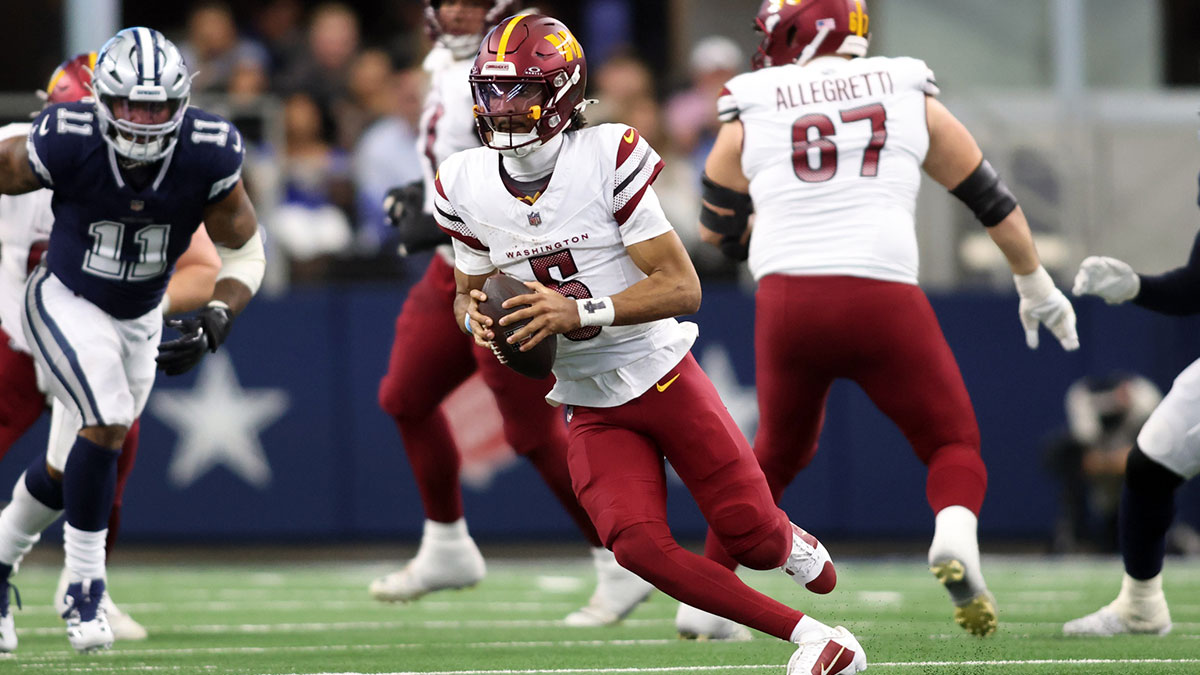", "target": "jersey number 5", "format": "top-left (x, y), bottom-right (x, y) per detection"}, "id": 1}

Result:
top-left (528, 250), bottom-right (601, 341)
top-left (83, 221), bottom-right (172, 281)
top-left (792, 103), bottom-right (888, 182)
